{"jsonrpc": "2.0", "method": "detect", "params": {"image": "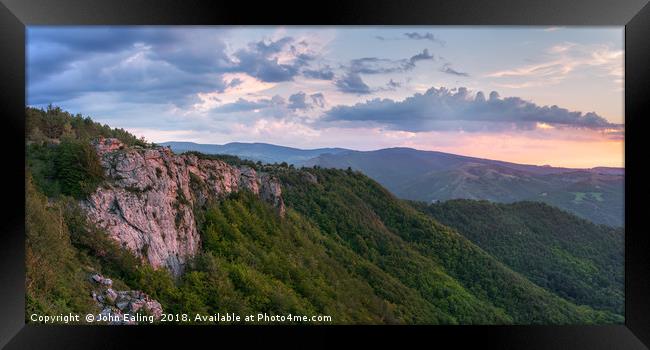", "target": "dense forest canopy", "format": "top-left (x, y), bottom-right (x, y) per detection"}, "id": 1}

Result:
top-left (412, 199), bottom-right (624, 315)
